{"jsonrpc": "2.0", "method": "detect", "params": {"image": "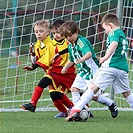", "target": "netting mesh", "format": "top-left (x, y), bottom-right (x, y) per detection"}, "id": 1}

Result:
top-left (0, 0), bottom-right (132, 112)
